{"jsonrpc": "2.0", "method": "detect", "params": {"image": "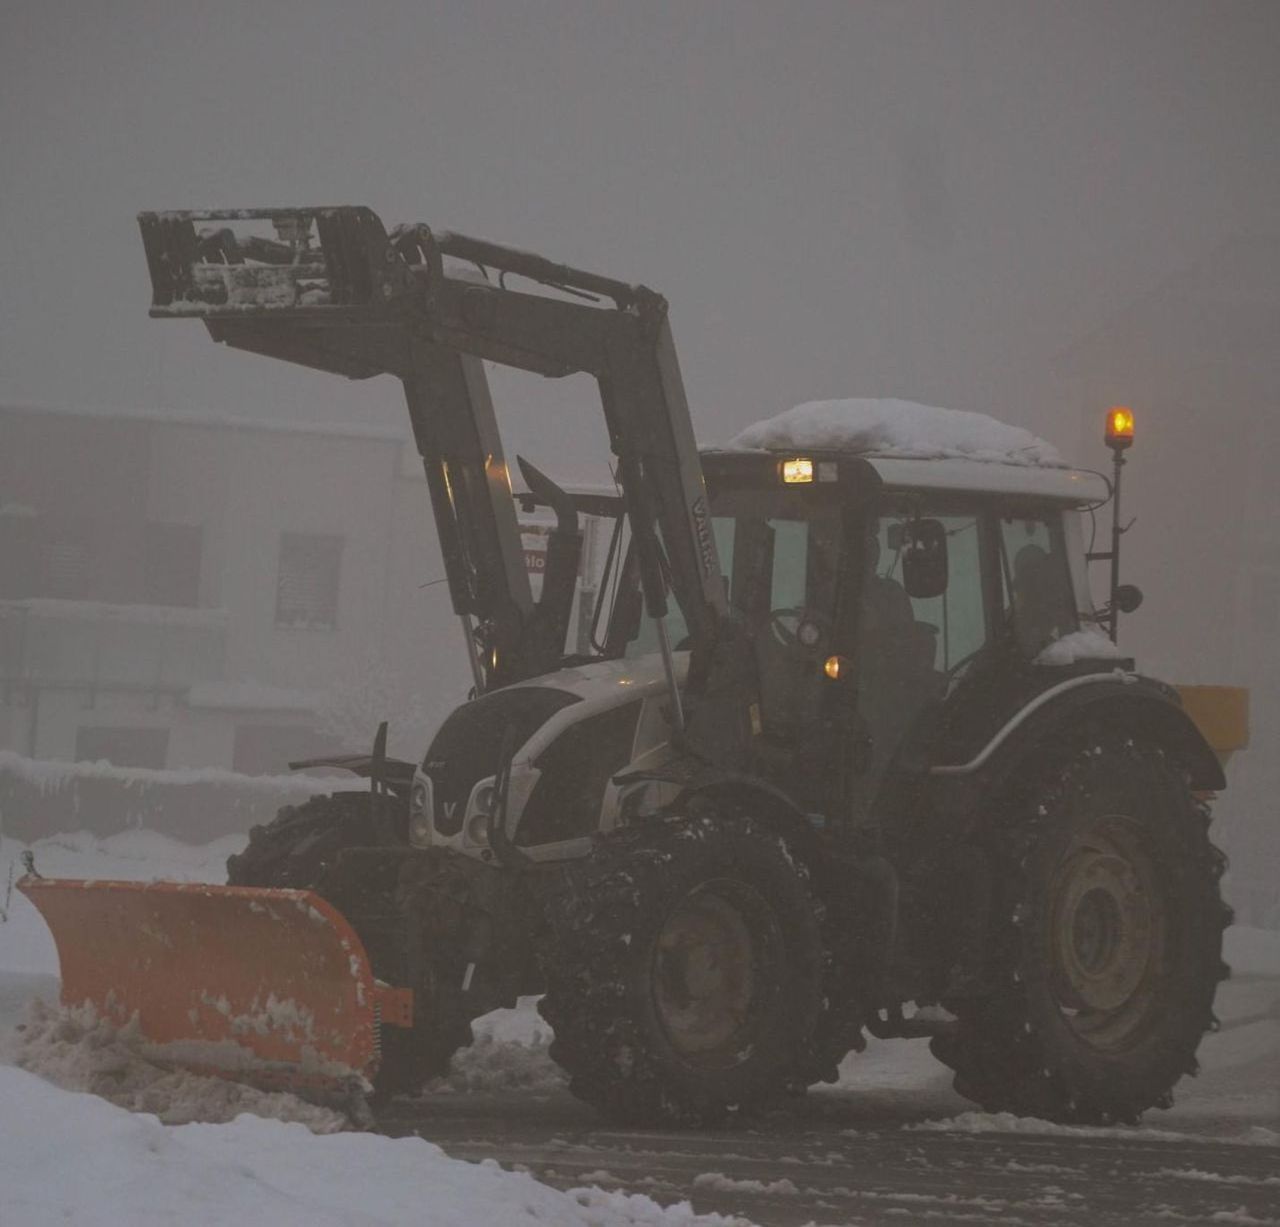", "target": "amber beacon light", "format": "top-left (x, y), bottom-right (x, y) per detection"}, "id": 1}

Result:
top-left (1093, 405), bottom-right (1138, 643)
top-left (1105, 406), bottom-right (1135, 451)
